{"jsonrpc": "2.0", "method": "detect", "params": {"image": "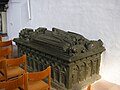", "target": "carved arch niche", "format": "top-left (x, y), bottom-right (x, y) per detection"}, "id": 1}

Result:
top-left (71, 65), bottom-right (79, 84)
top-left (78, 62), bottom-right (86, 81)
top-left (91, 59), bottom-right (97, 75)
top-left (55, 65), bottom-right (60, 82)
top-left (86, 60), bottom-right (92, 78)
top-left (61, 67), bottom-right (67, 87)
